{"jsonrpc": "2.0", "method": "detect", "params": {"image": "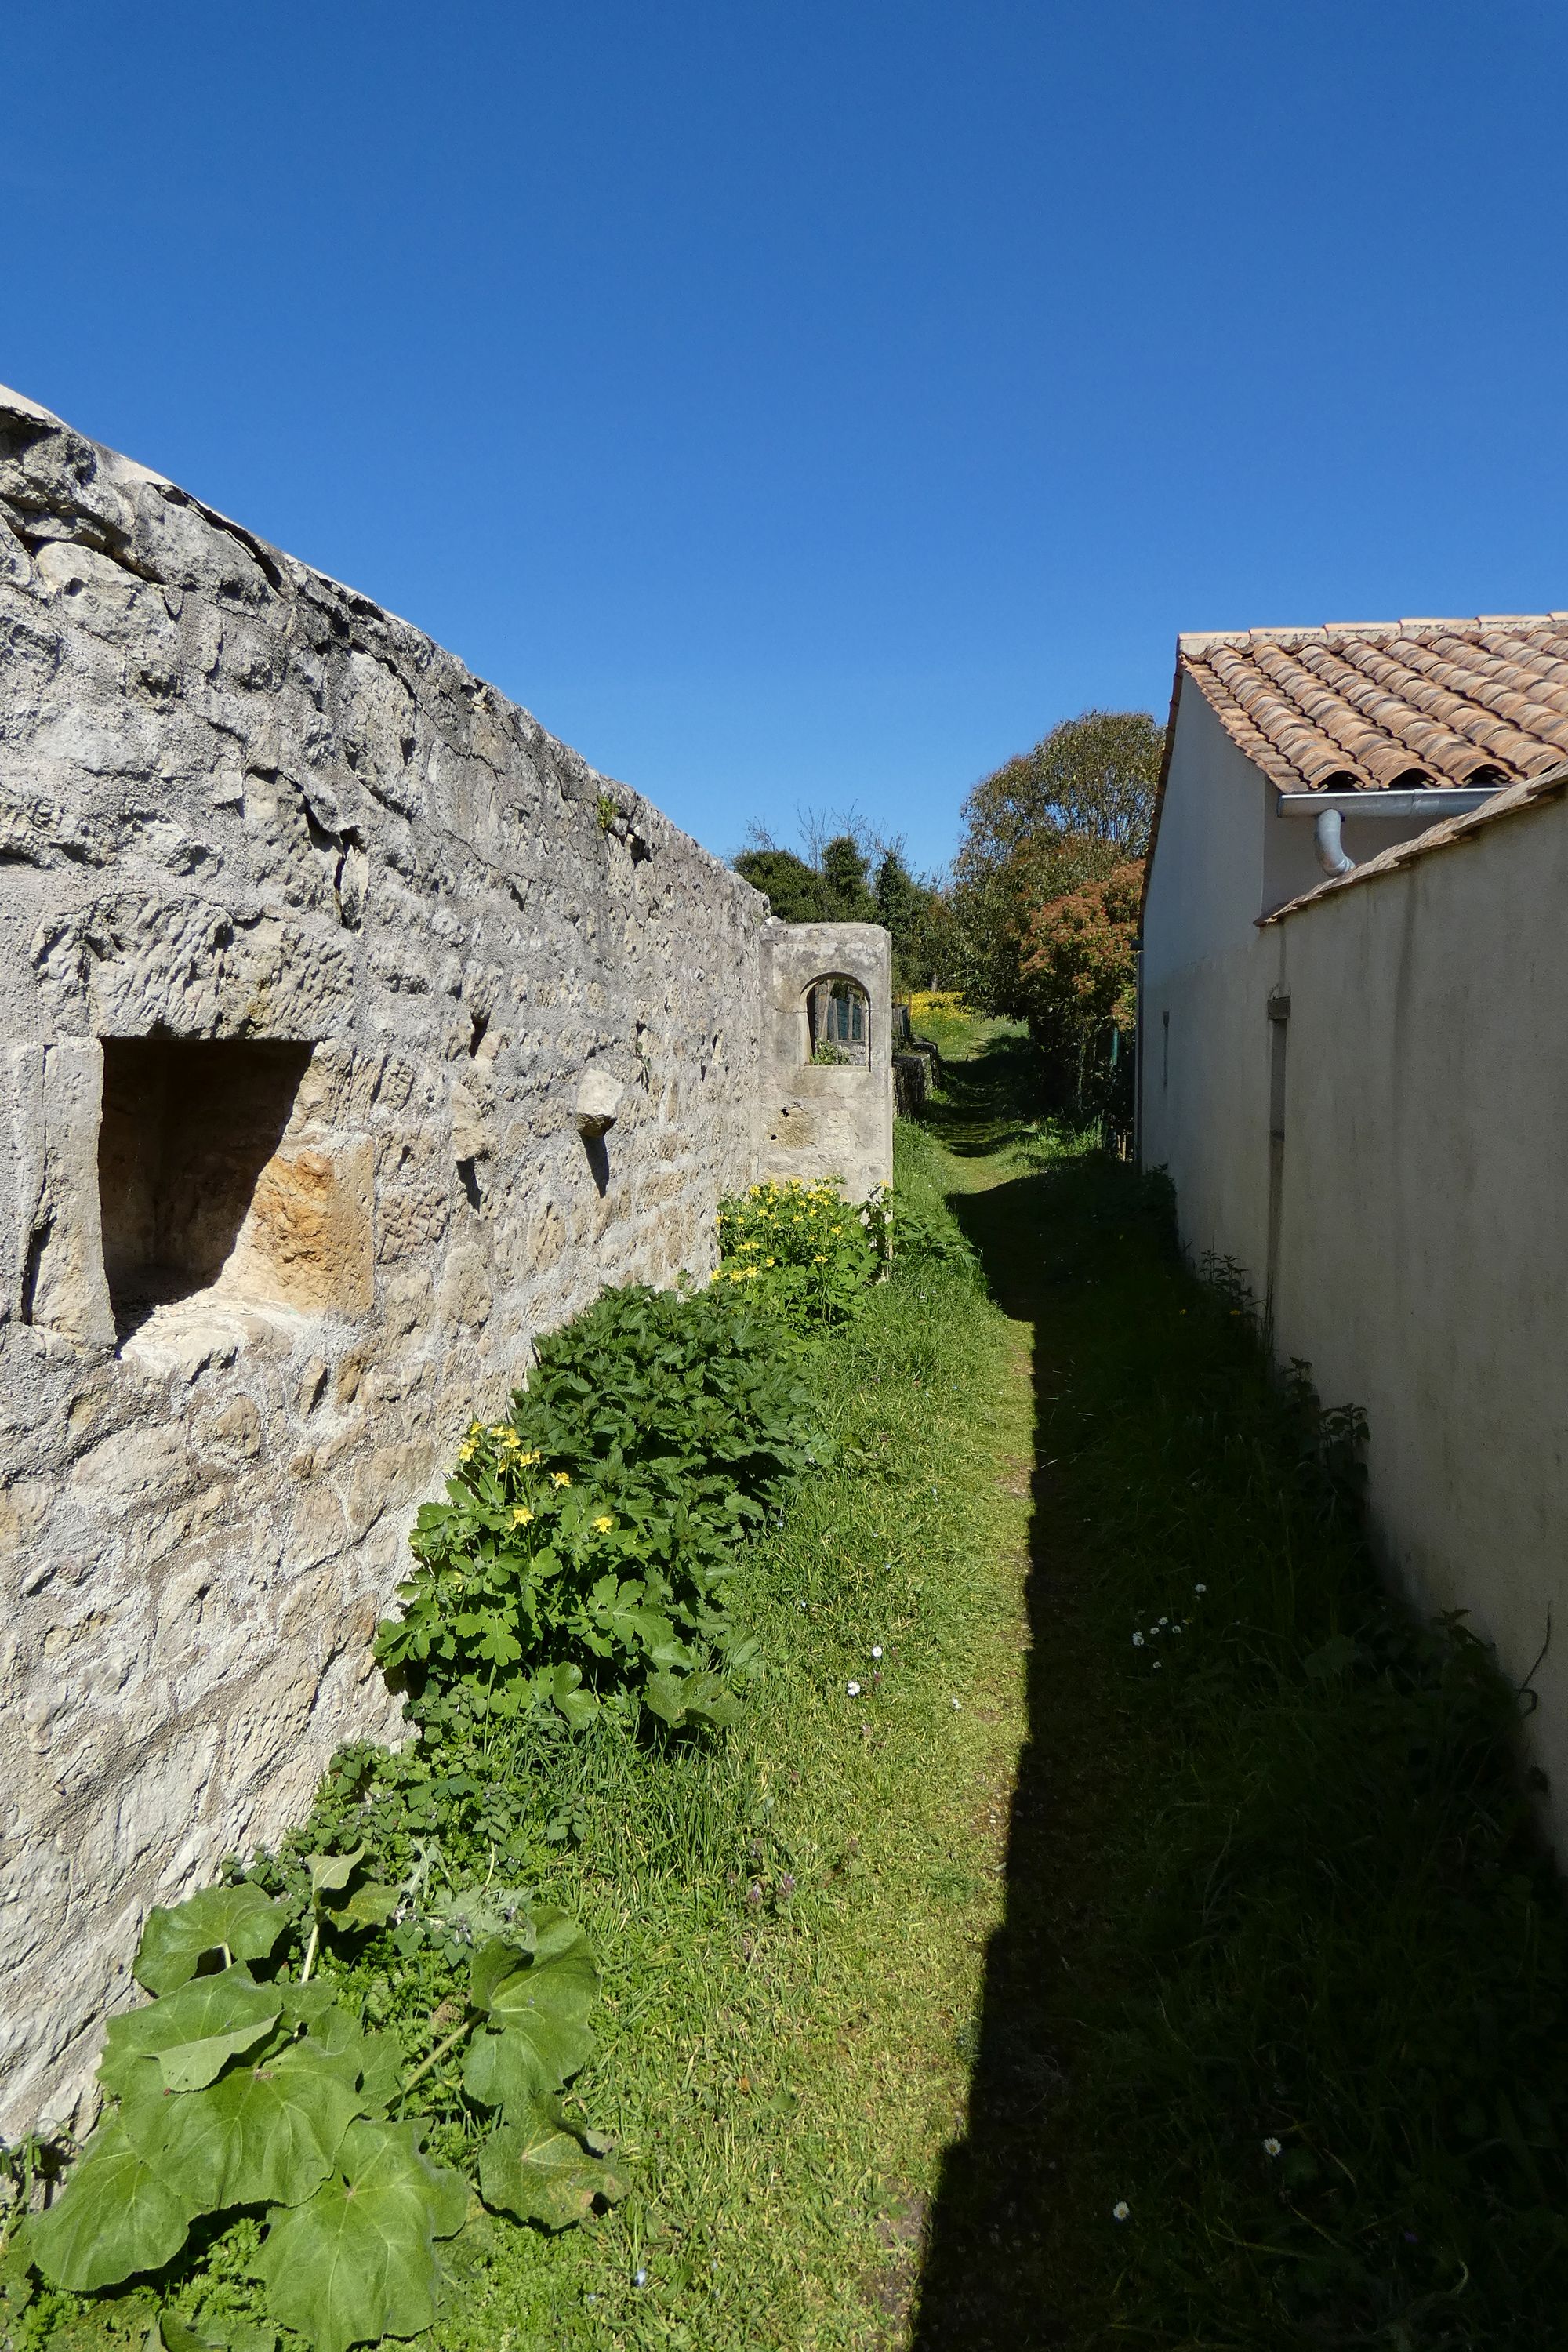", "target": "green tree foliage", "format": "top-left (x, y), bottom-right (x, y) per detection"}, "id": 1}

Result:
top-left (874, 849), bottom-right (956, 991)
top-left (734, 825), bottom-right (957, 990)
top-left (951, 709), bottom-right (1160, 1018)
top-left (730, 845), bottom-right (824, 920)
top-left (818, 833), bottom-right (877, 920)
